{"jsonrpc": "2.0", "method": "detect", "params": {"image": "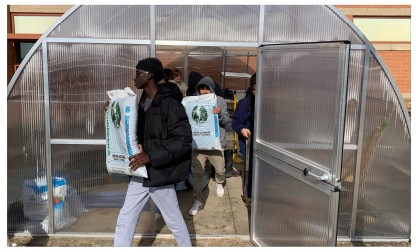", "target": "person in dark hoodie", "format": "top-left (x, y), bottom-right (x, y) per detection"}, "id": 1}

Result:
top-left (163, 68), bottom-right (172, 83)
top-left (232, 73), bottom-right (256, 205)
top-left (111, 58), bottom-right (192, 246)
top-left (186, 71), bottom-right (203, 96)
